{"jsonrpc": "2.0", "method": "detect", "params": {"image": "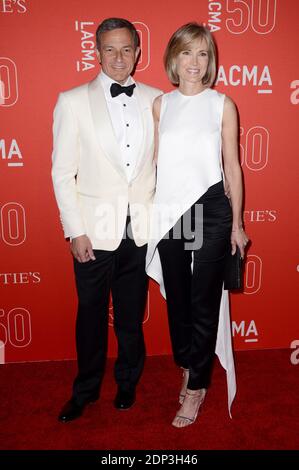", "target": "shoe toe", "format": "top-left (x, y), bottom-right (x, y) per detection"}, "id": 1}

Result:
top-left (58, 399), bottom-right (84, 422)
top-left (114, 390), bottom-right (136, 410)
